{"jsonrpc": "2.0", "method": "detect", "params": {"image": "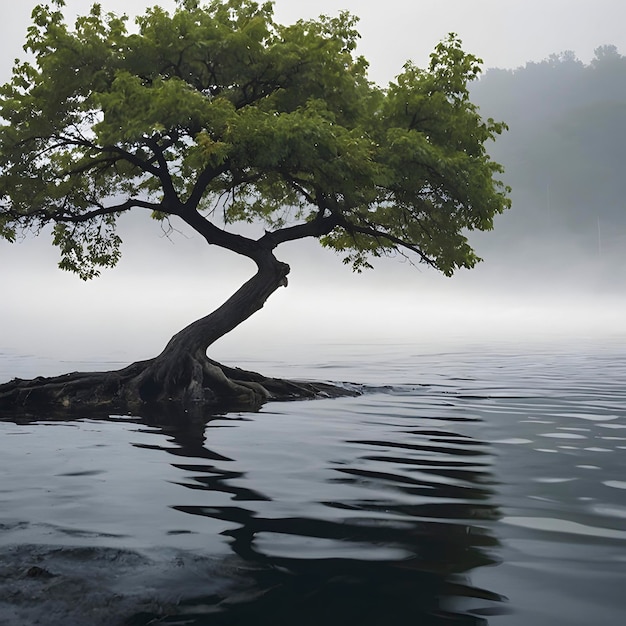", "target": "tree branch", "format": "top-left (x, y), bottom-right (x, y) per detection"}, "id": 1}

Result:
top-left (31, 134), bottom-right (142, 175)
top-left (259, 213), bottom-right (338, 249)
top-left (54, 198), bottom-right (162, 222)
top-left (2, 198), bottom-right (163, 225)
top-left (338, 213), bottom-right (436, 267)
top-left (144, 136), bottom-right (178, 202)
top-left (185, 162), bottom-right (229, 210)
top-left (179, 208), bottom-right (263, 261)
